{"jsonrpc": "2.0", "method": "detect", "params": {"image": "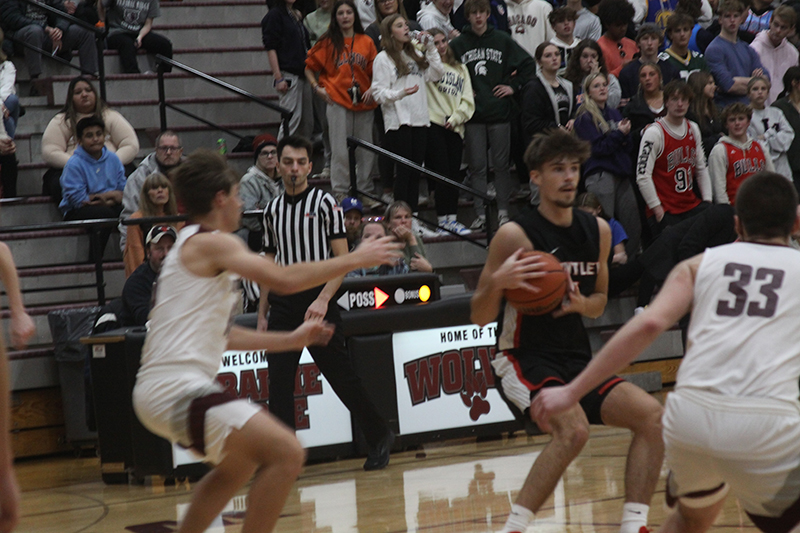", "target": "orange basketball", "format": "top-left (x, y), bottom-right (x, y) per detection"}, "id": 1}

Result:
top-left (504, 251), bottom-right (568, 315)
